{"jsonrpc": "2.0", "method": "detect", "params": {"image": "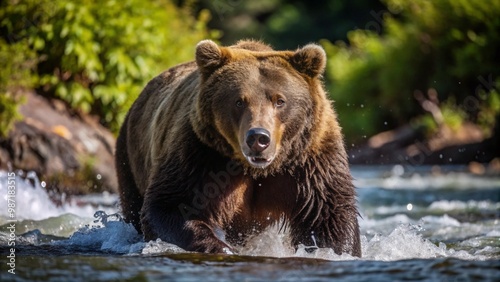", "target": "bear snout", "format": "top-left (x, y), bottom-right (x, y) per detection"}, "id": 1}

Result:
top-left (243, 127), bottom-right (276, 168)
top-left (245, 128), bottom-right (271, 152)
